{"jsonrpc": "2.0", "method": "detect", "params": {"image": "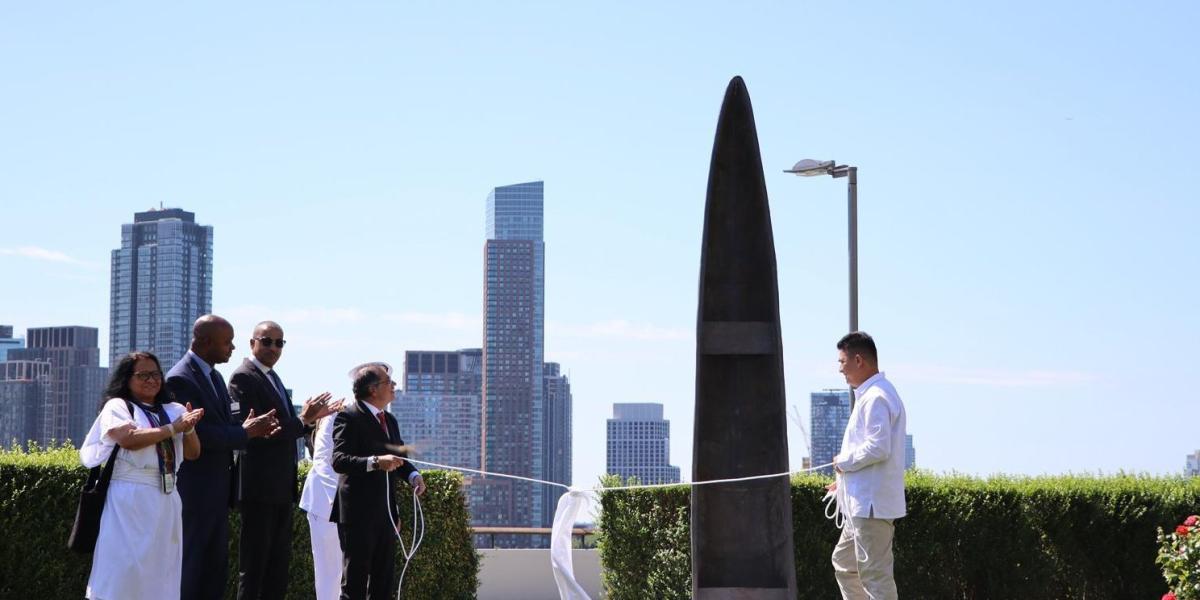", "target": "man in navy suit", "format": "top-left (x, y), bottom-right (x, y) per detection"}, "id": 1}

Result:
top-left (170, 314), bottom-right (281, 600)
top-left (230, 320), bottom-right (341, 600)
top-left (331, 363), bottom-right (425, 600)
